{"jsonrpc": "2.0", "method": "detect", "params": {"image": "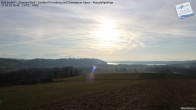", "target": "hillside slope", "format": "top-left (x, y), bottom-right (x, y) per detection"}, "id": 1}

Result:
top-left (0, 58), bottom-right (107, 73)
